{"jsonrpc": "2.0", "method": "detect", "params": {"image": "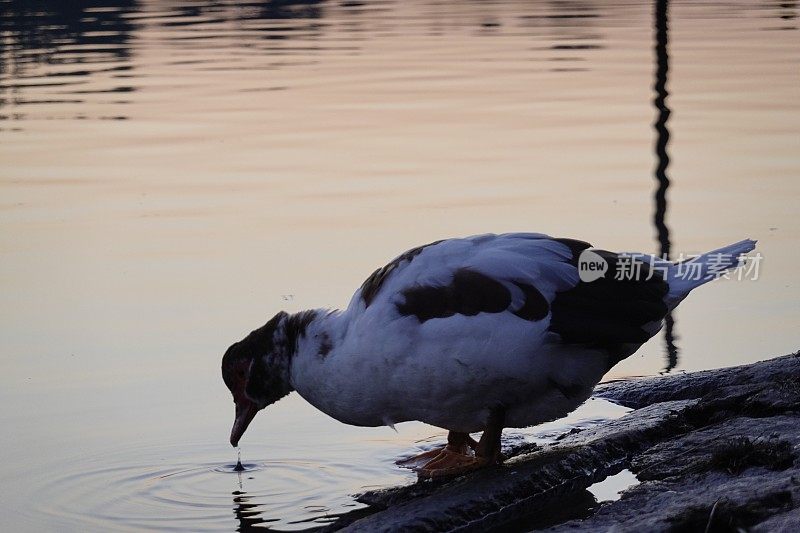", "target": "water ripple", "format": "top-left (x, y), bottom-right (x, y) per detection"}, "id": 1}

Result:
top-left (33, 444), bottom-right (377, 532)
